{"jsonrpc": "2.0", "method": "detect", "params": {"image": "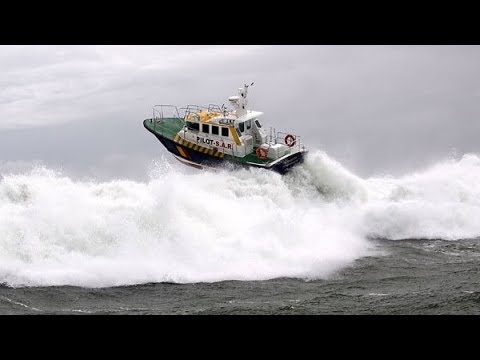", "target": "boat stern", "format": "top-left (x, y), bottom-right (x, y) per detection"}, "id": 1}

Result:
top-left (269, 149), bottom-right (308, 174)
